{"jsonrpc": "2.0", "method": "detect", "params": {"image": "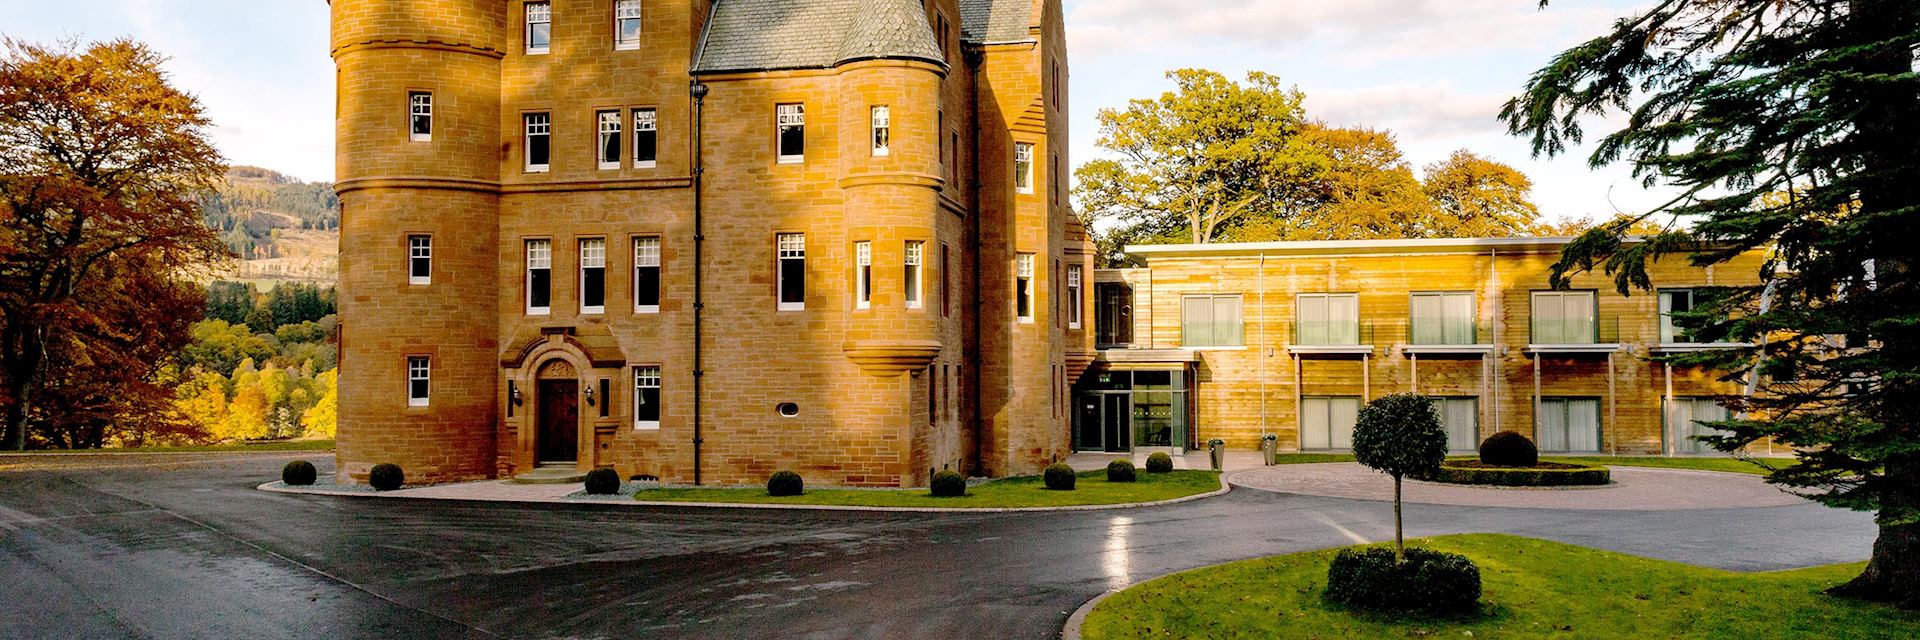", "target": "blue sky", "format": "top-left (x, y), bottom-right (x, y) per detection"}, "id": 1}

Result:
top-left (11, 0), bottom-right (1661, 223)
